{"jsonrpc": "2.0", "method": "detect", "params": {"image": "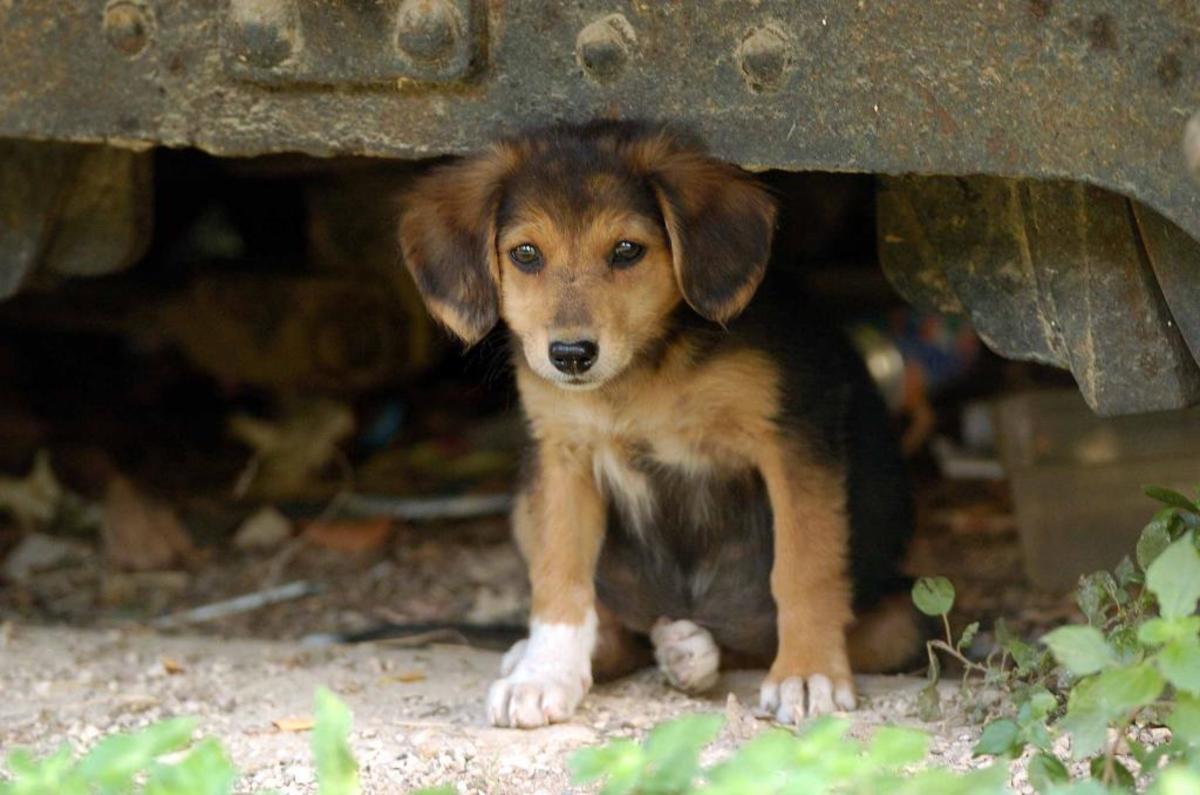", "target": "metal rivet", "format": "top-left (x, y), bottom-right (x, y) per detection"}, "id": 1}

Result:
top-left (229, 0), bottom-right (299, 69)
top-left (576, 14), bottom-right (636, 84)
top-left (395, 0), bottom-right (462, 64)
top-left (103, 0), bottom-right (151, 57)
top-left (736, 24), bottom-right (792, 92)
